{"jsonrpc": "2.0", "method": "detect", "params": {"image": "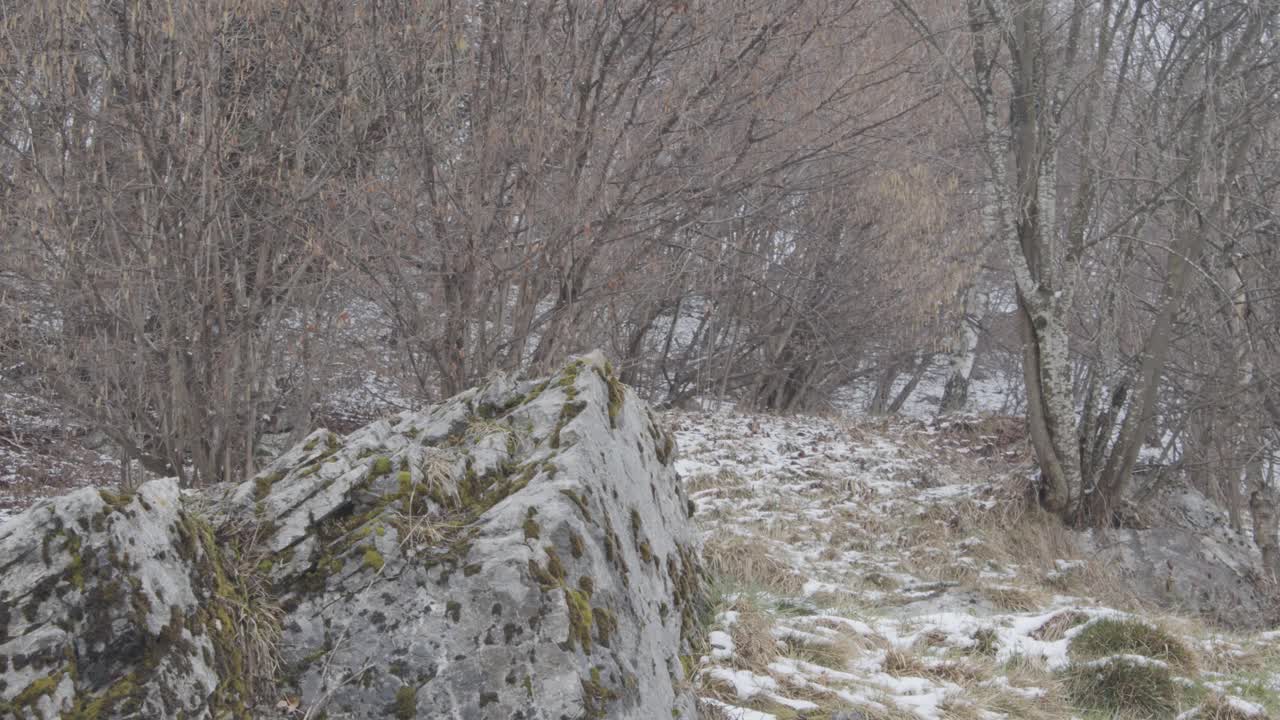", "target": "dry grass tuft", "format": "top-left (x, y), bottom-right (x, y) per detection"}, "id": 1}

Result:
top-left (936, 696), bottom-right (986, 720)
top-left (882, 647), bottom-right (930, 677)
top-left (1031, 610), bottom-right (1090, 641)
top-left (963, 680), bottom-right (1068, 720)
top-left (808, 589), bottom-right (863, 611)
top-left (211, 517), bottom-right (286, 704)
top-left (466, 416), bottom-right (510, 438)
top-left (1198, 637), bottom-right (1280, 676)
top-left (915, 629), bottom-right (950, 648)
top-left (969, 627), bottom-right (999, 656)
top-left (421, 447), bottom-right (459, 496)
top-left (886, 644), bottom-right (989, 685)
top-left (1064, 656), bottom-right (1180, 718)
top-left (1192, 693), bottom-right (1272, 719)
top-left (933, 415), bottom-right (1029, 457)
top-left (959, 499), bottom-right (1145, 611)
top-left (685, 468), bottom-right (749, 494)
top-left (862, 571), bottom-right (899, 590)
top-left (703, 533), bottom-right (806, 596)
top-left (728, 597), bottom-right (780, 671)
top-left (781, 633), bottom-right (858, 672)
top-left (981, 584), bottom-right (1046, 612)
top-left (695, 698), bottom-right (735, 720)
top-left (925, 658), bottom-right (988, 684)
